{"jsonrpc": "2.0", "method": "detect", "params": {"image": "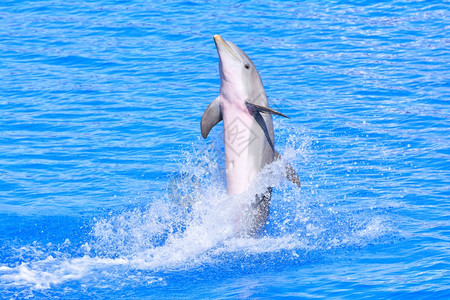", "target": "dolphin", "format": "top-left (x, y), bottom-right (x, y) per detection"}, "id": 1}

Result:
top-left (201, 35), bottom-right (300, 235)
